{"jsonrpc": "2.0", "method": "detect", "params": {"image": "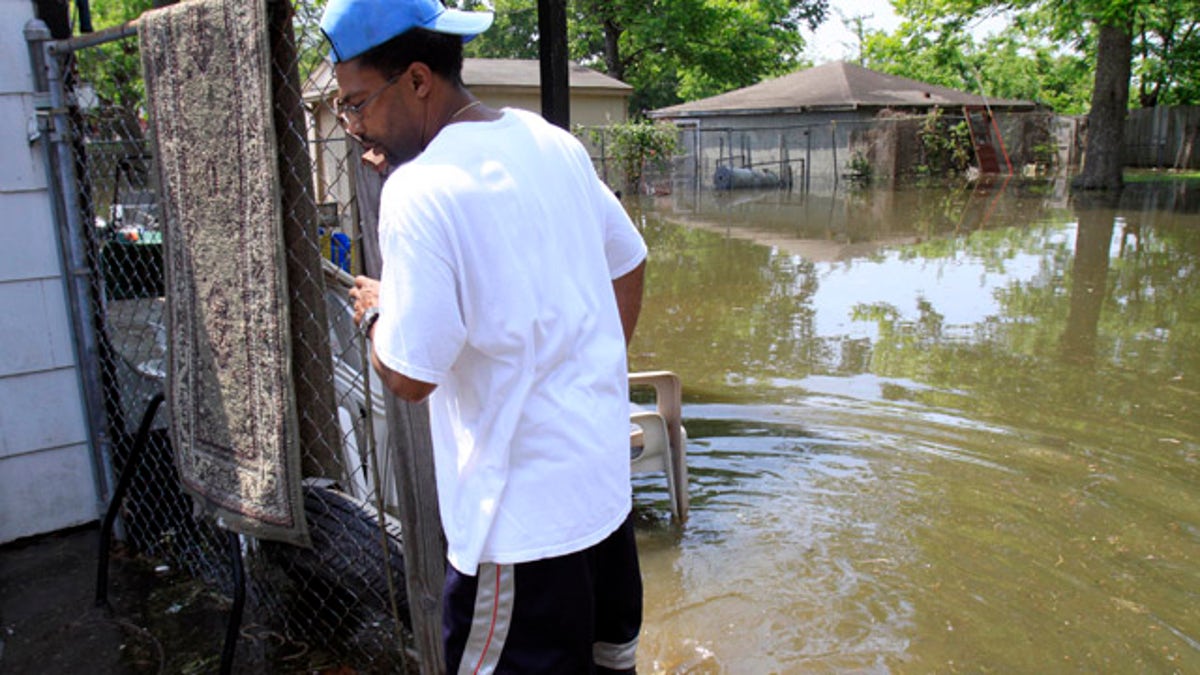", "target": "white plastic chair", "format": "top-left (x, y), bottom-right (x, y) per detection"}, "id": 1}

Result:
top-left (629, 371), bottom-right (688, 521)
